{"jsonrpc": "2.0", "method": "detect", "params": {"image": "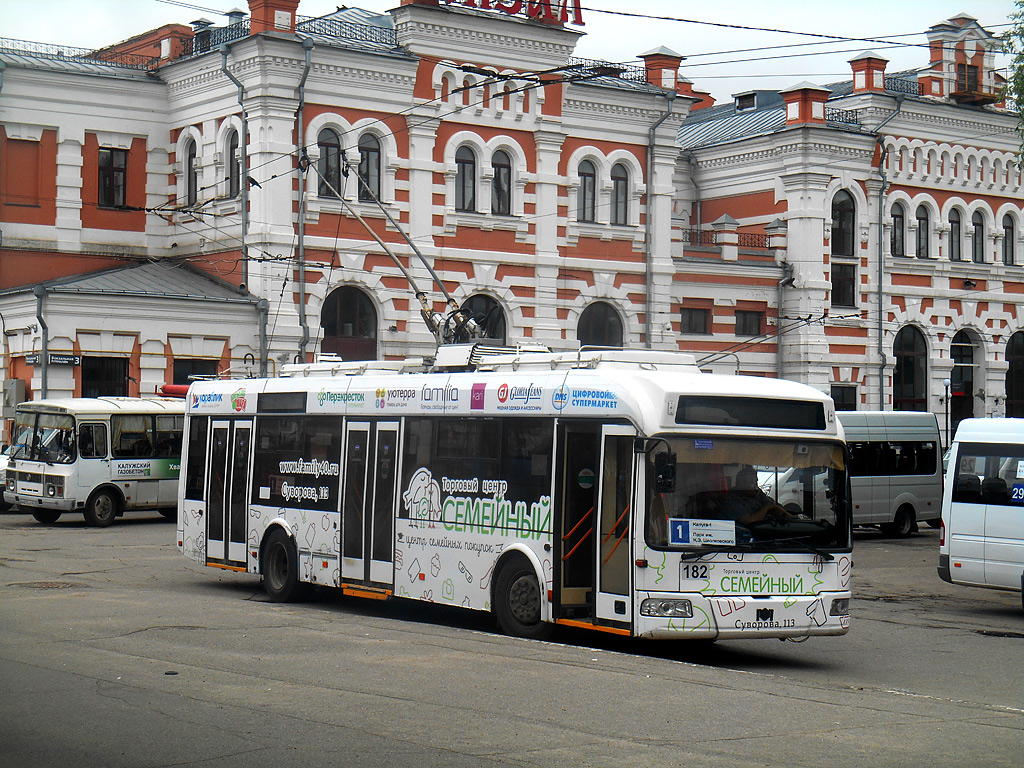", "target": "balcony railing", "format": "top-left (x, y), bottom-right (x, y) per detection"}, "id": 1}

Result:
top-left (565, 57), bottom-right (648, 83)
top-left (738, 232), bottom-right (772, 249)
top-left (0, 37), bottom-right (156, 69)
top-left (682, 229), bottom-right (717, 246)
top-left (296, 16), bottom-right (399, 46)
top-left (825, 107), bottom-right (860, 126)
top-left (181, 22), bottom-right (249, 57)
top-left (885, 76), bottom-right (923, 96)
